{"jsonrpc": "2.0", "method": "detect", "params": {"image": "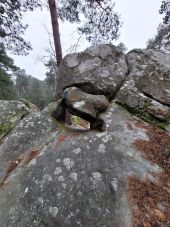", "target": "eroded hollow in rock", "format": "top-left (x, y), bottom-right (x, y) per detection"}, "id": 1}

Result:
top-left (70, 114), bottom-right (90, 130)
top-left (52, 97), bottom-right (106, 131)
